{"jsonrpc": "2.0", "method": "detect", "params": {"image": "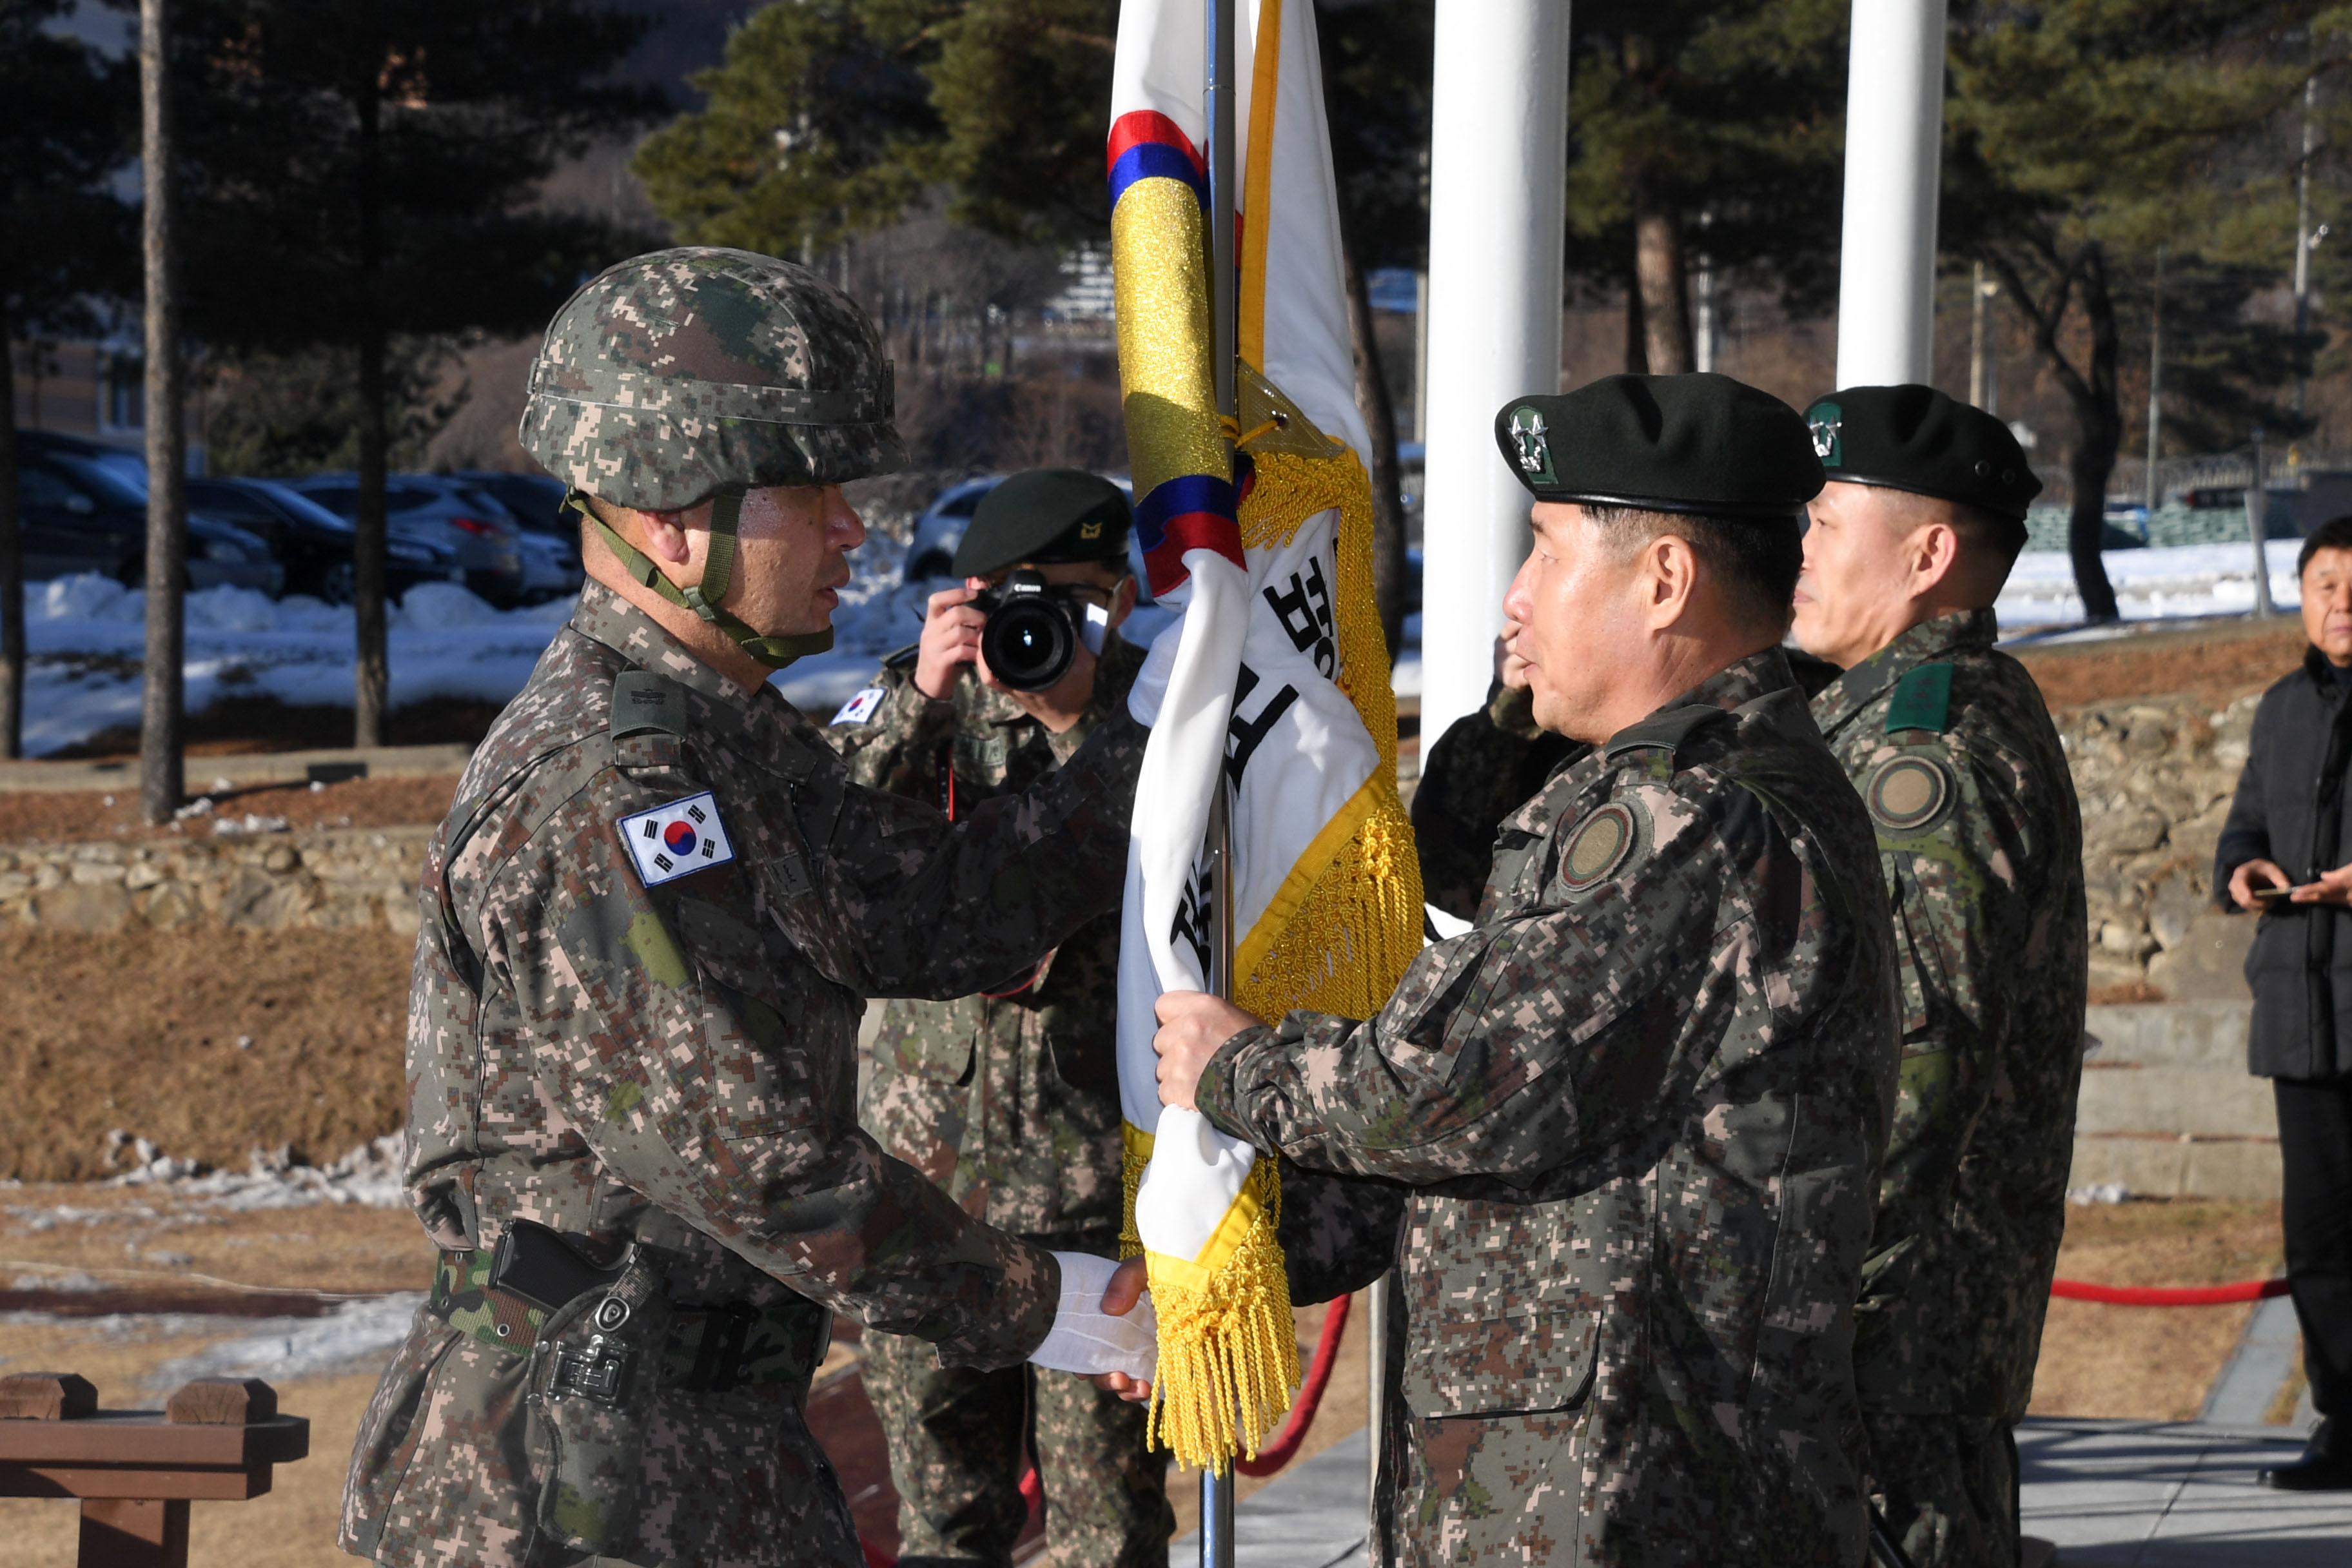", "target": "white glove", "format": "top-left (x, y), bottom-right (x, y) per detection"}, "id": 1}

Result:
top-left (1127, 605), bottom-right (1187, 727)
top-left (1028, 1251), bottom-right (1157, 1379)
